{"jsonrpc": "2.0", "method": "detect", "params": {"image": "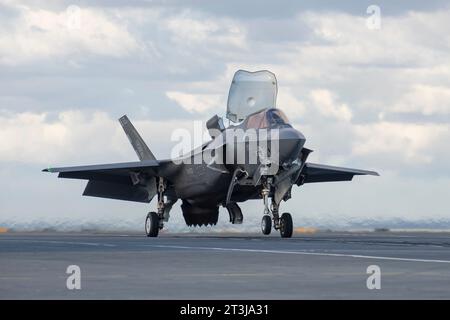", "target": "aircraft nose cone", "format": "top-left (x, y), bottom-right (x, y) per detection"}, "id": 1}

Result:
top-left (276, 128), bottom-right (305, 164)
